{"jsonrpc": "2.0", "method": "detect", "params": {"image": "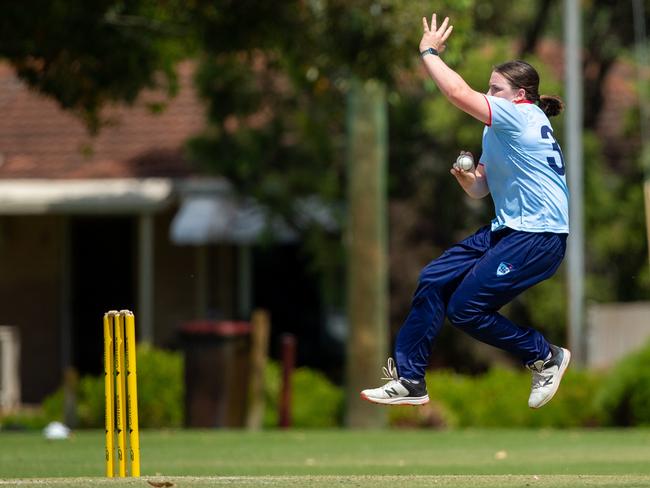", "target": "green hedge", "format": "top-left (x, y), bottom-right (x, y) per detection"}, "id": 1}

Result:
top-left (40, 344), bottom-right (184, 429)
top-left (596, 339), bottom-right (650, 426)
top-left (263, 361), bottom-right (344, 428)
top-left (391, 341), bottom-right (650, 429)
top-left (2, 351), bottom-right (345, 431)
top-left (389, 367), bottom-right (602, 429)
top-left (0, 408), bottom-right (50, 431)
top-left (6, 340), bottom-right (650, 431)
